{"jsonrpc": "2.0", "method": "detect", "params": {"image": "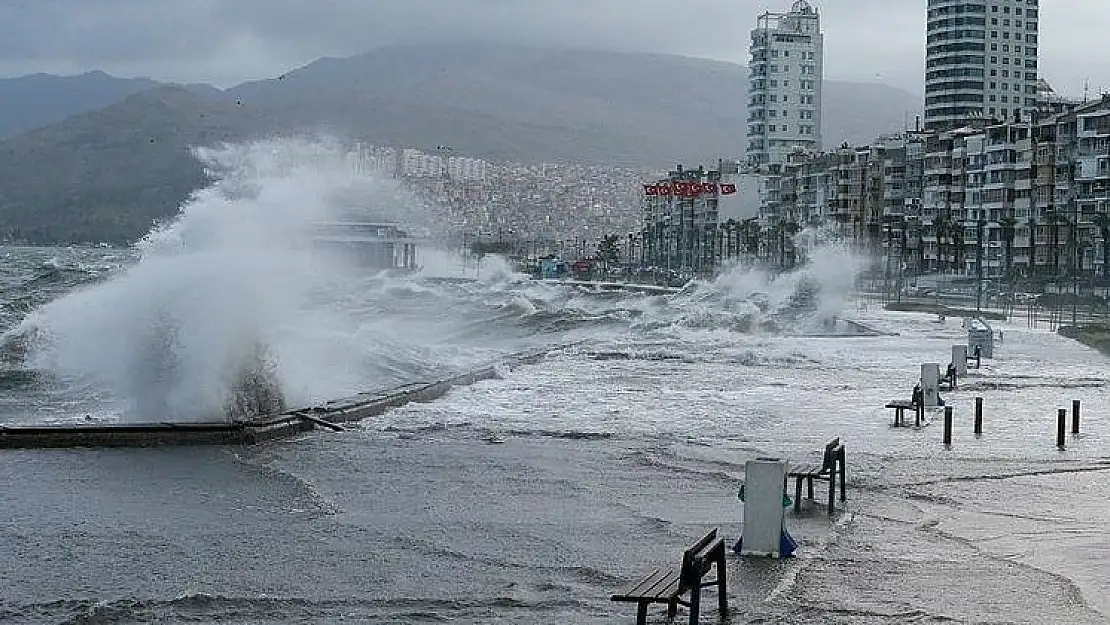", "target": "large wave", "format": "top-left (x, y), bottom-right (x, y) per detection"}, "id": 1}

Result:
top-left (5, 138), bottom-right (467, 423)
